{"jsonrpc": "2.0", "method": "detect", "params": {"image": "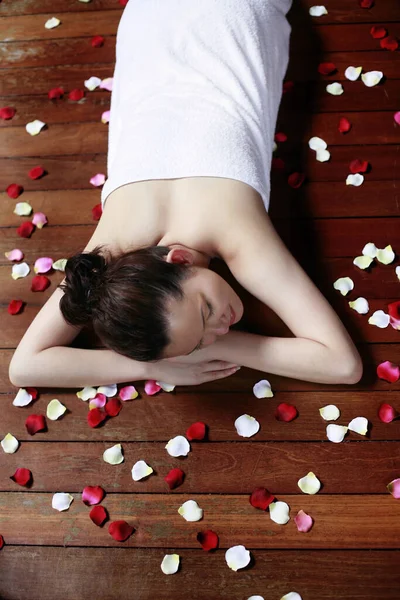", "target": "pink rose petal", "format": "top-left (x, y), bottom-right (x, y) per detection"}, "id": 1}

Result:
top-left (144, 380), bottom-right (161, 395)
top-left (32, 212), bottom-right (48, 229)
top-left (394, 112), bottom-right (400, 126)
top-left (294, 509), bottom-right (314, 532)
top-left (387, 478), bottom-right (400, 499)
top-left (5, 249), bottom-right (24, 261)
top-left (34, 257), bottom-right (53, 274)
top-left (378, 403), bottom-right (398, 423)
top-left (90, 173), bottom-right (106, 187)
top-left (119, 385), bottom-right (139, 401)
top-left (377, 361), bottom-right (400, 383)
